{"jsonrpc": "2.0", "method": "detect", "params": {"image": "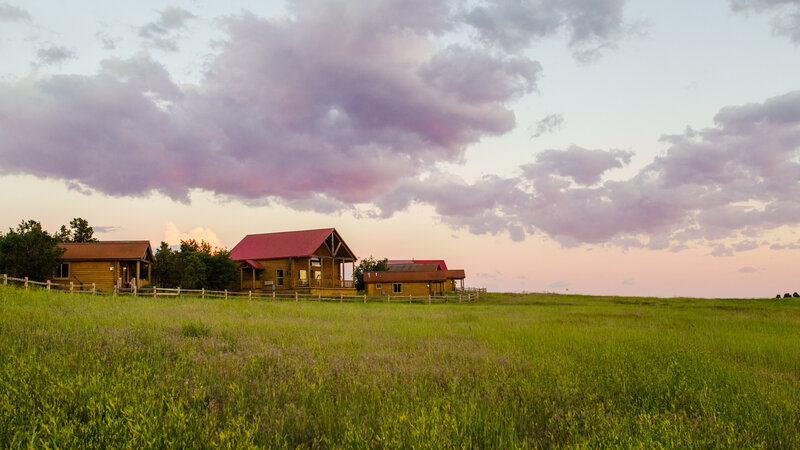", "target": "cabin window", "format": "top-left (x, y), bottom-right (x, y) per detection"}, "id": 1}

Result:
top-left (392, 283), bottom-right (402, 293)
top-left (376, 283), bottom-right (382, 289)
top-left (299, 270), bottom-right (307, 280)
top-left (310, 257), bottom-right (321, 267)
top-left (54, 263), bottom-right (69, 278)
top-left (276, 270), bottom-right (284, 286)
top-left (312, 270), bottom-right (322, 280)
